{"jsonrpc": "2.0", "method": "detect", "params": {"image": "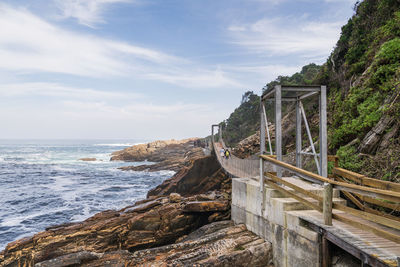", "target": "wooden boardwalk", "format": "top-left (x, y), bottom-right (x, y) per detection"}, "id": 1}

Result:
top-left (301, 210), bottom-right (400, 266)
top-left (212, 139), bottom-right (400, 266)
